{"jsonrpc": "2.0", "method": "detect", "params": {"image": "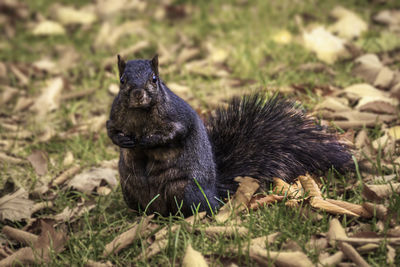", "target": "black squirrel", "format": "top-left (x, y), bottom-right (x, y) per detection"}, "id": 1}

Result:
top-left (106, 55), bottom-right (352, 217)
